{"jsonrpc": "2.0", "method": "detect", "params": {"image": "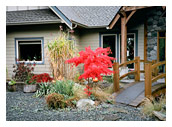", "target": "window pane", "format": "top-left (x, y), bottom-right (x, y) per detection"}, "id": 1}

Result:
top-left (159, 38), bottom-right (165, 61)
top-left (103, 35), bottom-right (116, 58)
top-left (18, 41), bottom-right (42, 61)
top-left (159, 31), bottom-right (166, 37)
